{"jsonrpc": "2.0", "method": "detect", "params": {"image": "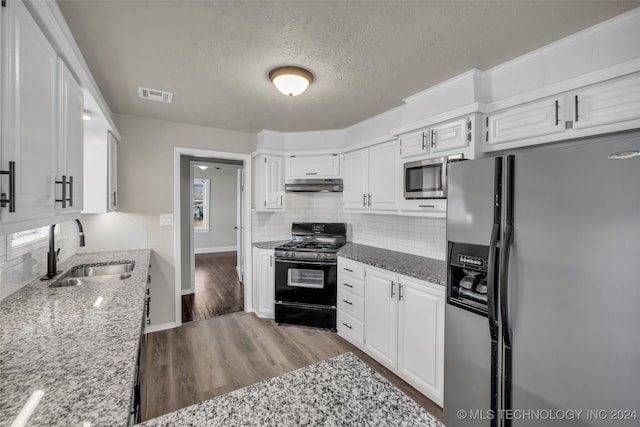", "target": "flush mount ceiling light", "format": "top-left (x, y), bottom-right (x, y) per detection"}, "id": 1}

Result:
top-left (269, 66), bottom-right (314, 97)
top-left (197, 165), bottom-right (209, 170)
